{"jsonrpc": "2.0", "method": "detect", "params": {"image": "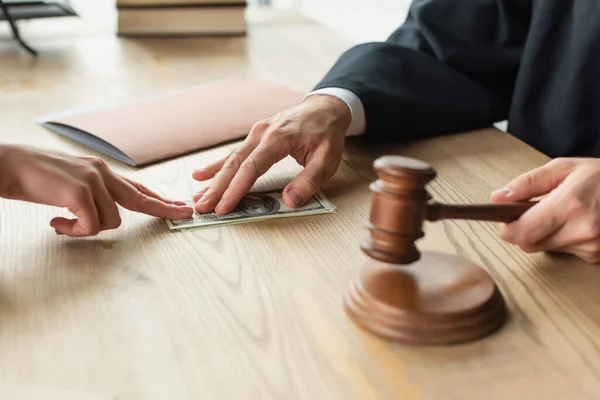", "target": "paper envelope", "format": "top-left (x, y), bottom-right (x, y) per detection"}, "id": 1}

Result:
top-left (38, 77), bottom-right (304, 166)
